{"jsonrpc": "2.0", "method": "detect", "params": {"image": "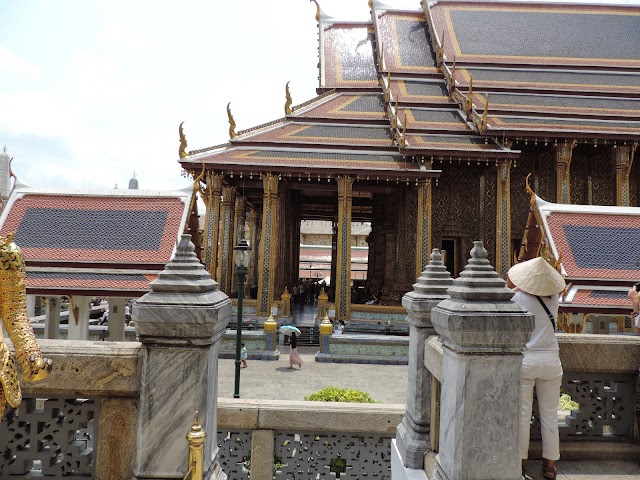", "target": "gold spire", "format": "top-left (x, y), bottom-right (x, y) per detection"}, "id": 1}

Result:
top-left (400, 118), bottom-right (407, 149)
top-left (310, 0), bottom-right (321, 22)
top-left (227, 103), bottom-right (237, 139)
top-left (285, 81), bottom-right (293, 115)
top-left (179, 122), bottom-right (188, 158)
